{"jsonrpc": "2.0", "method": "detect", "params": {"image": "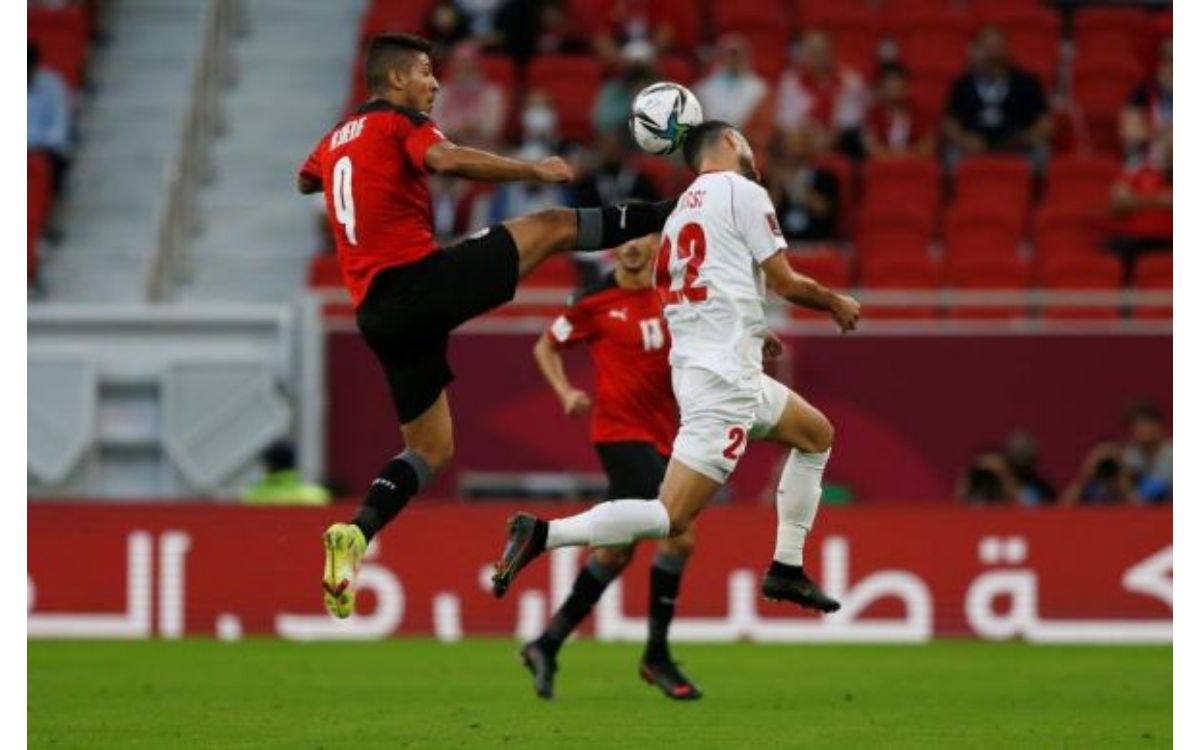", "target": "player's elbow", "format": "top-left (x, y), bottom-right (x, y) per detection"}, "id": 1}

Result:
top-left (424, 143), bottom-right (459, 175)
top-left (297, 174), bottom-right (322, 195)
